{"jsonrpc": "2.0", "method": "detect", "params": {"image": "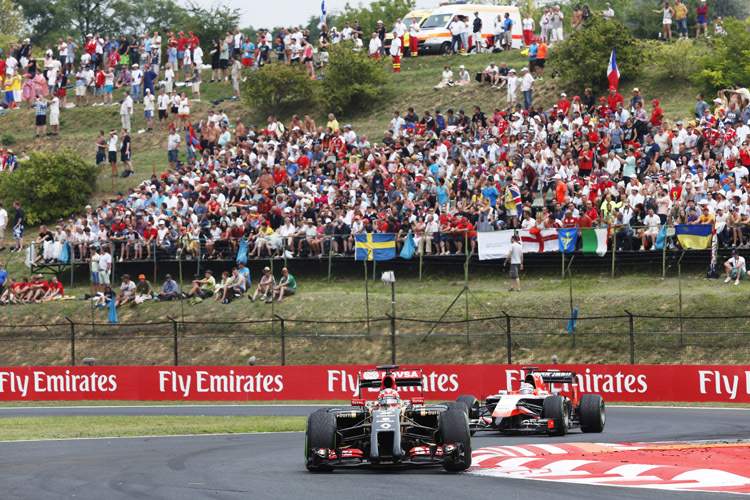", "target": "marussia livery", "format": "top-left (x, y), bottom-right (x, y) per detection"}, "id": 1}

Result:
top-left (458, 367), bottom-right (606, 436)
top-left (305, 365), bottom-right (473, 472)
